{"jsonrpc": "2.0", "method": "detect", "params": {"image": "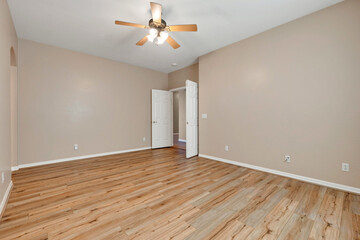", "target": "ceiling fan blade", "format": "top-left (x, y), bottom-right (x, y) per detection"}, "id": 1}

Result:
top-left (136, 35), bottom-right (149, 46)
top-left (166, 36), bottom-right (180, 49)
top-left (167, 24), bottom-right (198, 32)
top-left (115, 20), bottom-right (147, 29)
top-left (150, 2), bottom-right (162, 24)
